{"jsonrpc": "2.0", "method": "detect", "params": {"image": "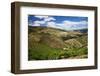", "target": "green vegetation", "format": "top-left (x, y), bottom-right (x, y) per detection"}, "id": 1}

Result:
top-left (28, 26), bottom-right (88, 60)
